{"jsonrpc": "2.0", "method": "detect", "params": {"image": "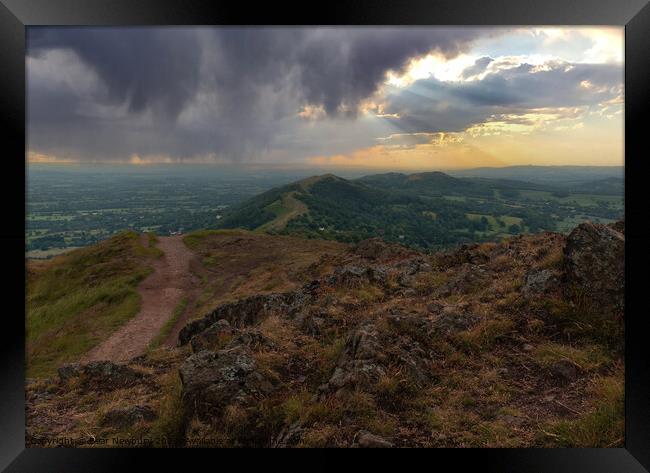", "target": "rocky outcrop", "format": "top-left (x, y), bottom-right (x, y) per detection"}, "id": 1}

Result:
top-left (327, 264), bottom-right (389, 288)
top-left (58, 363), bottom-right (81, 382)
top-left (429, 304), bottom-right (480, 335)
top-left (431, 264), bottom-right (490, 298)
top-left (294, 310), bottom-right (327, 336)
top-left (179, 345), bottom-right (276, 419)
top-left (178, 283), bottom-right (320, 346)
top-left (609, 219), bottom-right (625, 234)
top-left (549, 360), bottom-right (578, 384)
top-left (190, 319), bottom-right (236, 353)
top-left (188, 320), bottom-right (280, 355)
top-left (58, 361), bottom-right (148, 390)
top-left (522, 268), bottom-right (558, 296)
top-left (318, 323), bottom-right (386, 397)
top-left (355, 430), bottom-right (394, 448)
top-left (564, 221), bottom-right (624, 318)
top-left (435, 243), bottom-right (490, 268)
top-left (100, 405), bottom-right (156, 428)
top-left (272, 422), bottom-right (303, 448)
